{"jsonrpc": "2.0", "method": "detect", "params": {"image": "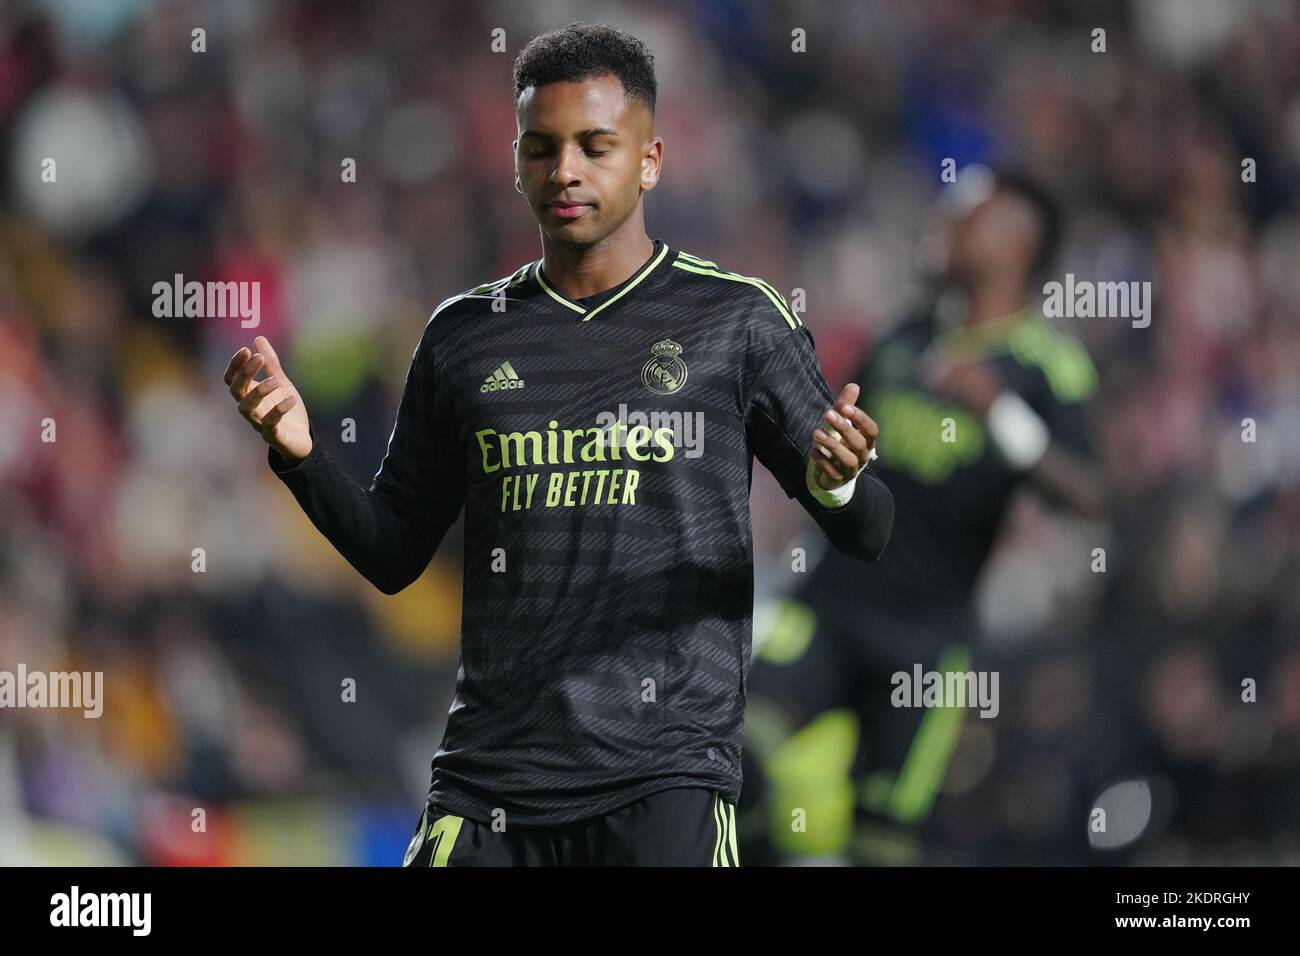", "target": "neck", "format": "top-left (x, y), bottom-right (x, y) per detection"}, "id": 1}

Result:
top-left (965, 275), bottom-right (1031, 326)
top-left (540, 210), bottom-right (654, 300)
